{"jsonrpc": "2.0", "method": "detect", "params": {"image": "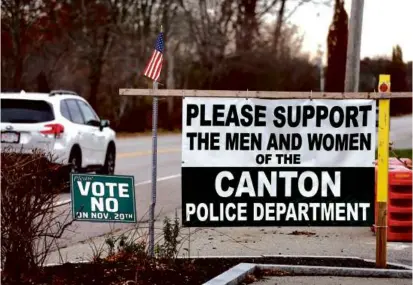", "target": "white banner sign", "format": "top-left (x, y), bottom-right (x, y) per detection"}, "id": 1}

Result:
top-left (181, 97), bottom-right (376, 227)
top-left (182, 98), bottom-right (376, 168)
